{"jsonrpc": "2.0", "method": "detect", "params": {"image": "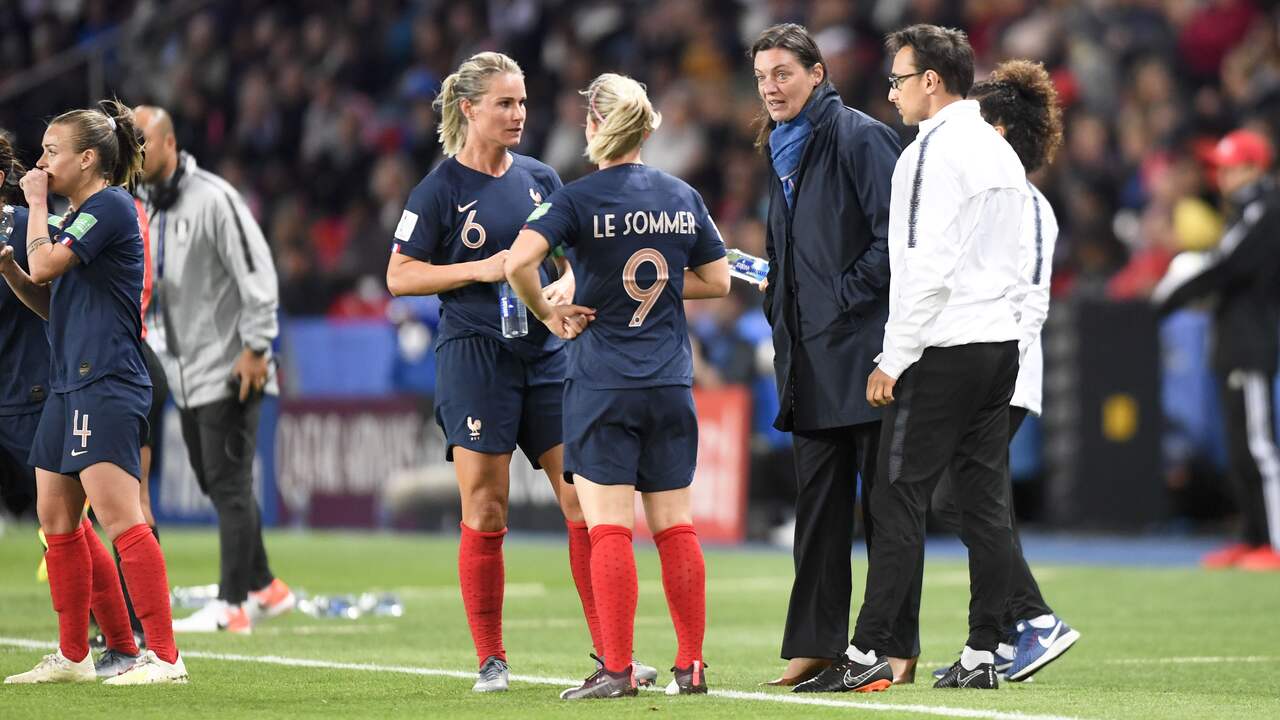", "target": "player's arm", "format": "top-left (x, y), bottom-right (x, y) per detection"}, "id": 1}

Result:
top-left (386, 250), bottom-right (508, 296)
top-left (385, 182), bottom-right (507, 297)
top-left (542, 250), bottom-right (575, 305)
top-left (683, 257), bottom-right (730, 299)
top-left (685, 198), bottom-right (730, 300)
top-left (505, 228), bottom-right (551, 316)
top-left (20, 169), bottom-right (78, 285)
top-left (505, 228), bottom-right (594, 339)
top-left (0, 245), bottom-right (51, 319)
